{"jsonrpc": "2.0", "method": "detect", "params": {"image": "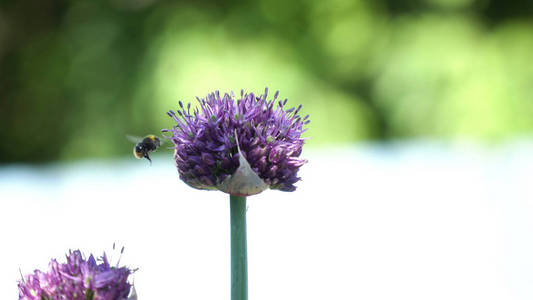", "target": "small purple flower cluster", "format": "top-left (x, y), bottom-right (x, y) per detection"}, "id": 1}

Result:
top-left (18, 250), bottom-right (134, 300)
top-left (163, 88), bottom-right (309, 195)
